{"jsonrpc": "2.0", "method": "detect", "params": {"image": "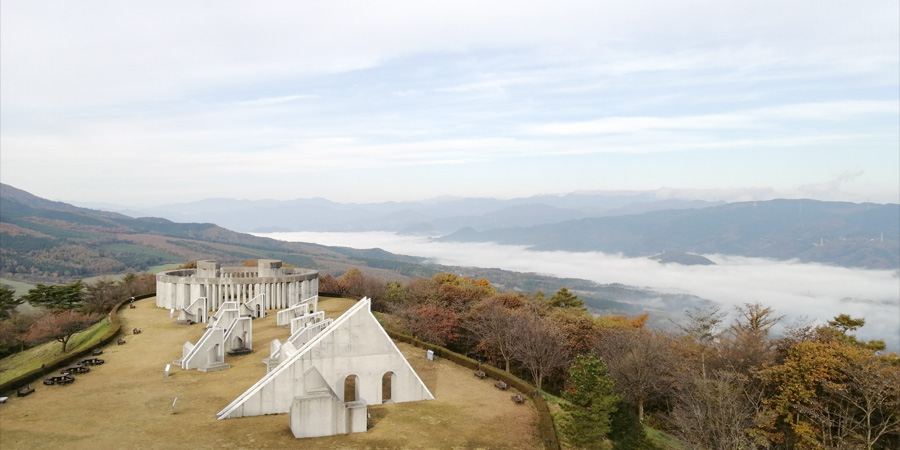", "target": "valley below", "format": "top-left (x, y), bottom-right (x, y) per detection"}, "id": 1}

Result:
top-left (257, 231), bottom-right (900, 350)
